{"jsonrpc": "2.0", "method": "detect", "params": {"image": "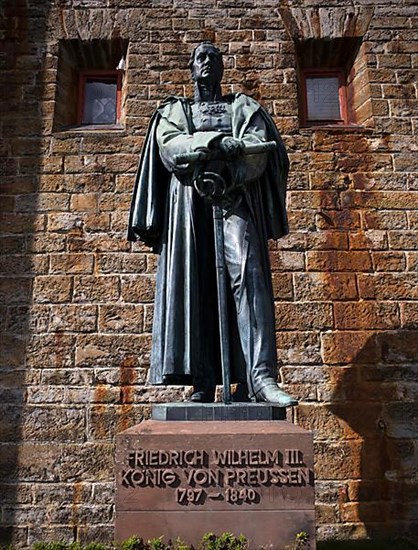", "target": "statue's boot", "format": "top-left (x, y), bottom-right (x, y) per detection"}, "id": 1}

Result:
top-left (252, 384), bottom-right (298, 407)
